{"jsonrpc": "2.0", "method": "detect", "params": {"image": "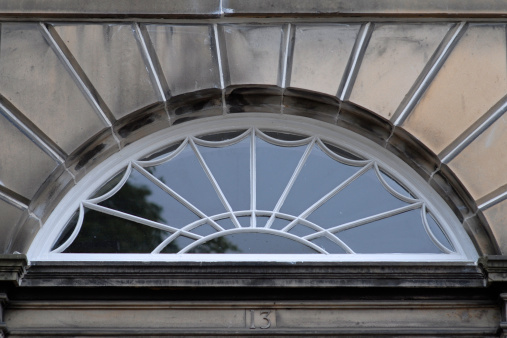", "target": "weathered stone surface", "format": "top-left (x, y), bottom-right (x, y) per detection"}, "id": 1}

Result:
top-left (22, 261), bottom-right (485, 288)
top-left (53, 24), bottom-right (159, 119)
top-left (289, 24), bottom-right (360, 95)
top-left (0, 203), bottom-right (24, 254)
top-left (0, 23), bottom-right (106, 154)
top-left (0, 255), bottom-right (27, 285)
top-left (4, 298), bottom-right (499, 336)
top-left (449, 110), bottom-right (507, 201)
top-left (0, 112), bottom-right (56, 200)
top-left (403, 24), bottom-right (507, 155)
top-left (350, 23), bottom-right (451, 120)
